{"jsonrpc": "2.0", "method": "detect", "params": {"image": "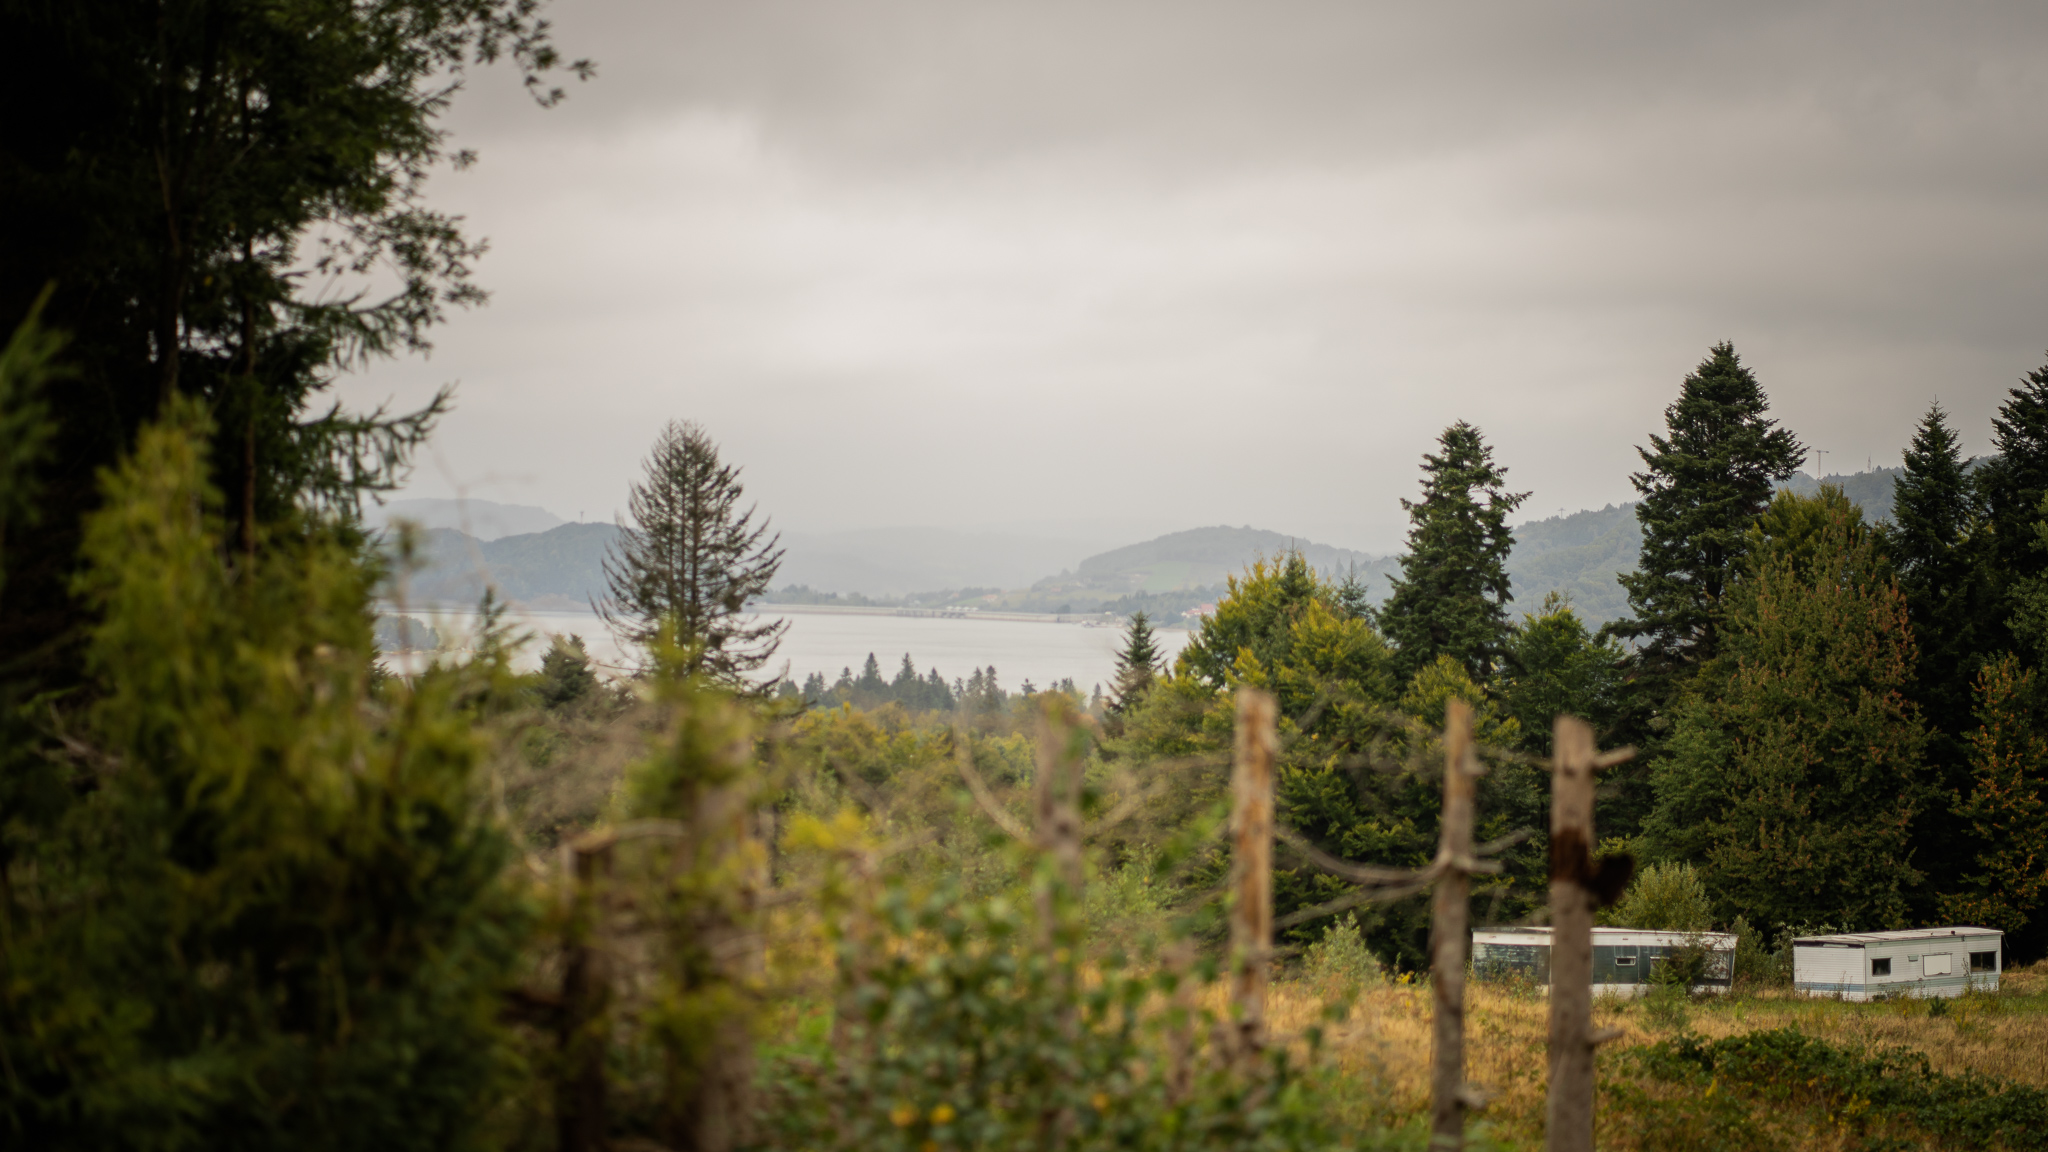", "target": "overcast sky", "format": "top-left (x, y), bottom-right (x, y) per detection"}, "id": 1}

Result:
top-left (337, 0), bottom-right (2048, 554)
